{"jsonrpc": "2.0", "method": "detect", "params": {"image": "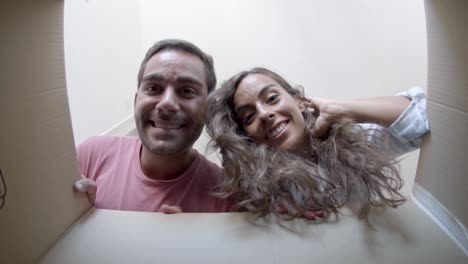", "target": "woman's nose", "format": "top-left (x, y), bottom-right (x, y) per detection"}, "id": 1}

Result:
top-left (258, 107), bottom-right (275, 124)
